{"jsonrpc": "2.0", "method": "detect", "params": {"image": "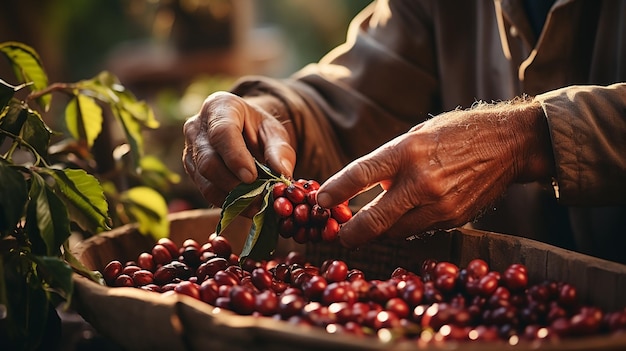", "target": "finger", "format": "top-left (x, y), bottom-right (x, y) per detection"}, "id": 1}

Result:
top-left (182, 148), bottom-right (228, 206)
top-left (384, 198), bottom-right (472, 239)
top-left (193, 139), bottom-right (242, 191)
top-left (317, 144), bottom-right (399, 208)
top-left (338, 179), bottom-right (419, 248)
top-left (259, 117), bottom-right (296, 177)
top-left (203, 93), bottom-right (258, 183)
